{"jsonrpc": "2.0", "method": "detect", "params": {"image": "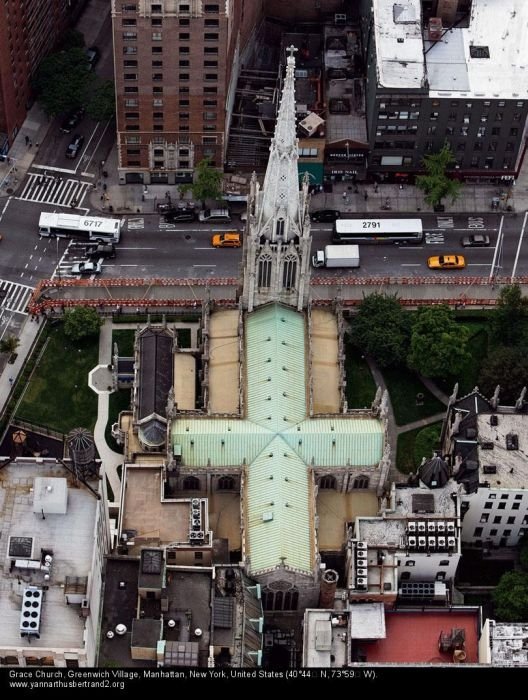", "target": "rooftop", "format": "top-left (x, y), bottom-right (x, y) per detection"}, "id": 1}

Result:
top-left (360, 609), bottom-right (480, 665)
top-left (137, 327), bottom-right (173, 421)
top-left (374, 0), bottom-right (528, 99)
top-left (476, 412), bottom-right (528, 489)
top-left (0, 461), bottom-right (99, 651)
top-left (489, 621), bottom-right (528, 666)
